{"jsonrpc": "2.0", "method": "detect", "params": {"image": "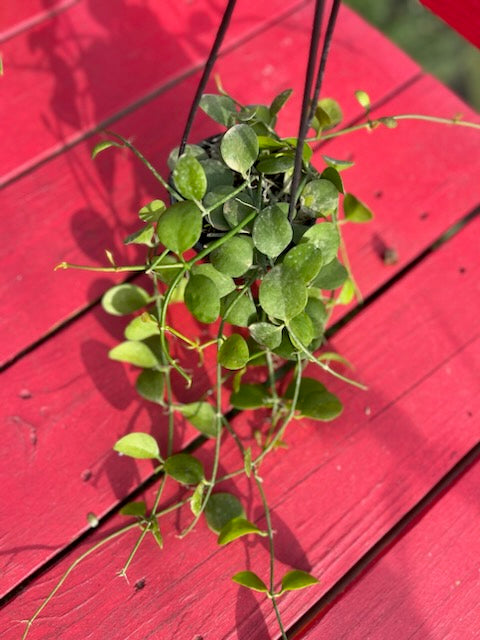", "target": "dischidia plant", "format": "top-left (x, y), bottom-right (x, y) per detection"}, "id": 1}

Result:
top-left (22, 1), bottom-right (480, 638)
